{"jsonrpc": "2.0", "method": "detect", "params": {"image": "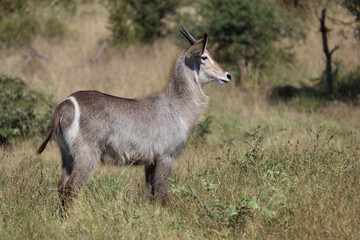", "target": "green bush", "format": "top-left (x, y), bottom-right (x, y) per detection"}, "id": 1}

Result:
top-left (108, 0), bottom-right (179, 45)
top-left (0, 74), bottom-right (54, 145)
